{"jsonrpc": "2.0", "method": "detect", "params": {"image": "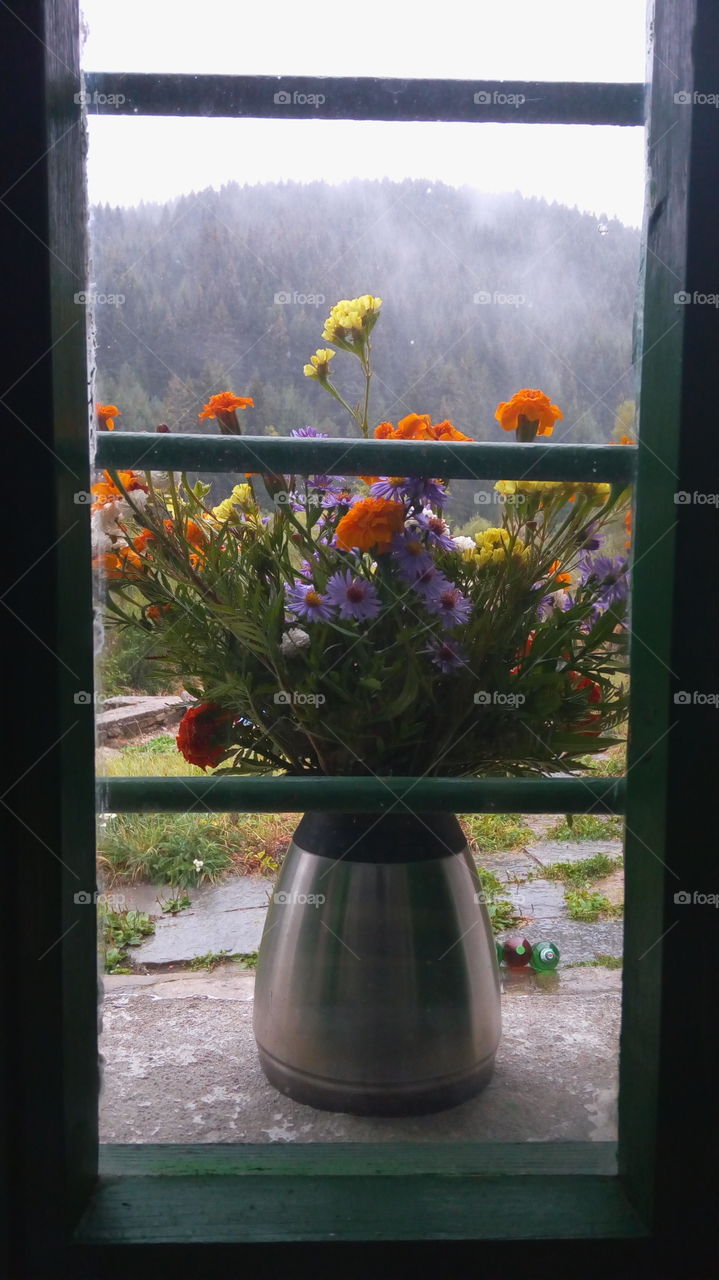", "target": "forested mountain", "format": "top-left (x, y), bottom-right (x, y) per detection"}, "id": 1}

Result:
top-left (91, 178), bottom-right (640, 516)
